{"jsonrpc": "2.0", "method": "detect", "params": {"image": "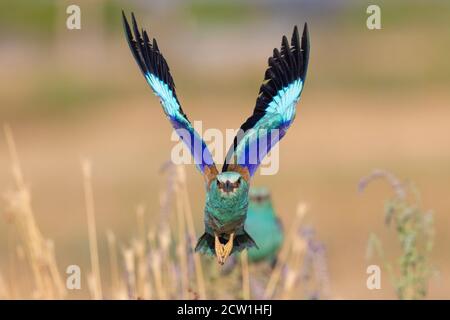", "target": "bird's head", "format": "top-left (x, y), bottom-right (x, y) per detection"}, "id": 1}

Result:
top-left (249, 187), bottom-right (271, 203)
top-left (208, 171), bottom-right (250, 265)
top-left (212, 171), bottom-right (248, 197)
top-left (249, 187), bottom-right (273, 209)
